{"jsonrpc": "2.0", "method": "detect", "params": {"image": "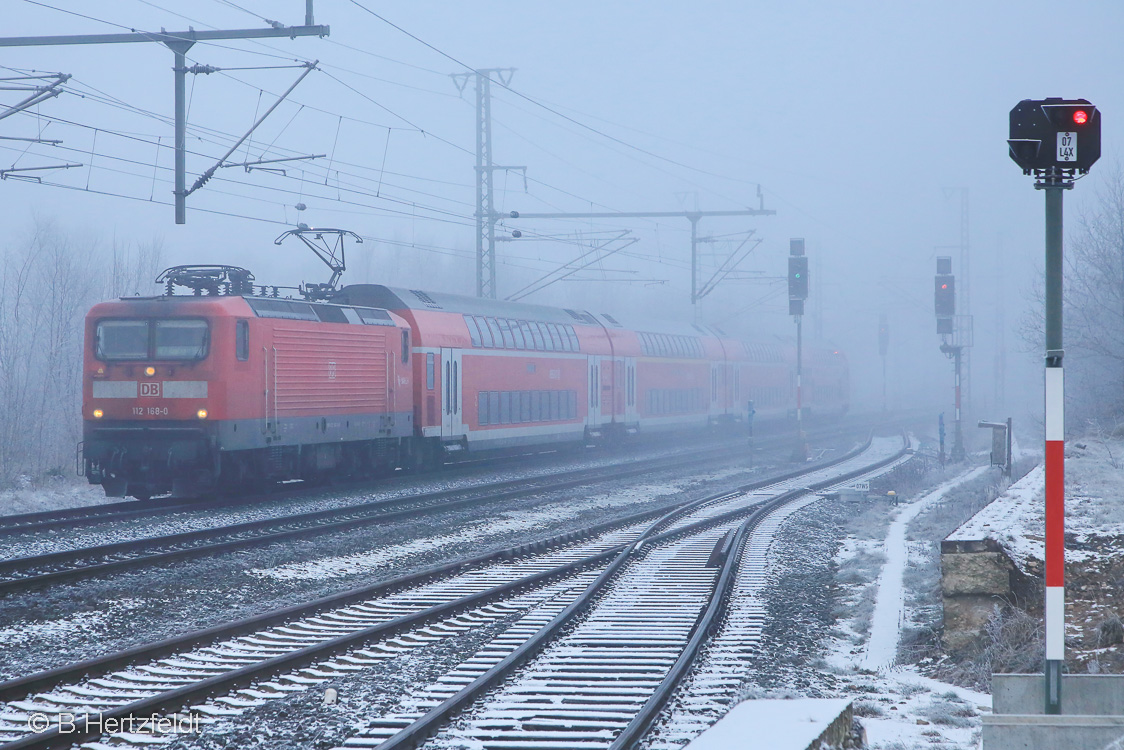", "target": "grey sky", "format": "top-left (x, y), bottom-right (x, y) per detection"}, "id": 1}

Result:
top-left (2, 0), bottom-right (1122, 418)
